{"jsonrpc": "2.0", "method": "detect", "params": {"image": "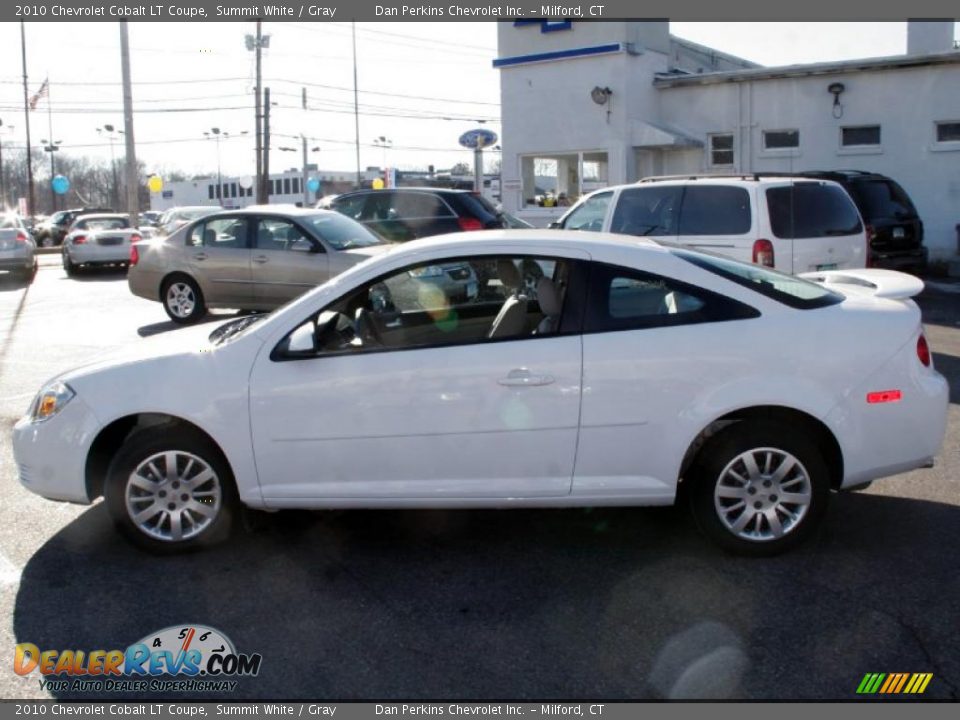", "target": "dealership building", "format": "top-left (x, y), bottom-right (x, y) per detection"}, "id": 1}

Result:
top-left (496, 21), bottom-right (960, 260)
